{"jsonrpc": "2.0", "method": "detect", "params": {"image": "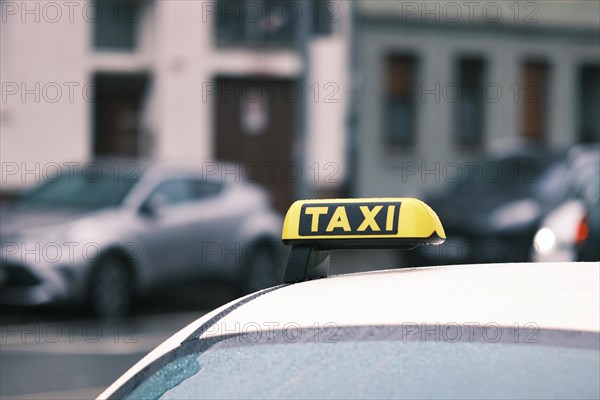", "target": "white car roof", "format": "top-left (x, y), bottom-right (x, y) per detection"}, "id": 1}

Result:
top-left (99, 261), bottom-right (599, 399)
top-left (204, 262), bottom-right (599, 336)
